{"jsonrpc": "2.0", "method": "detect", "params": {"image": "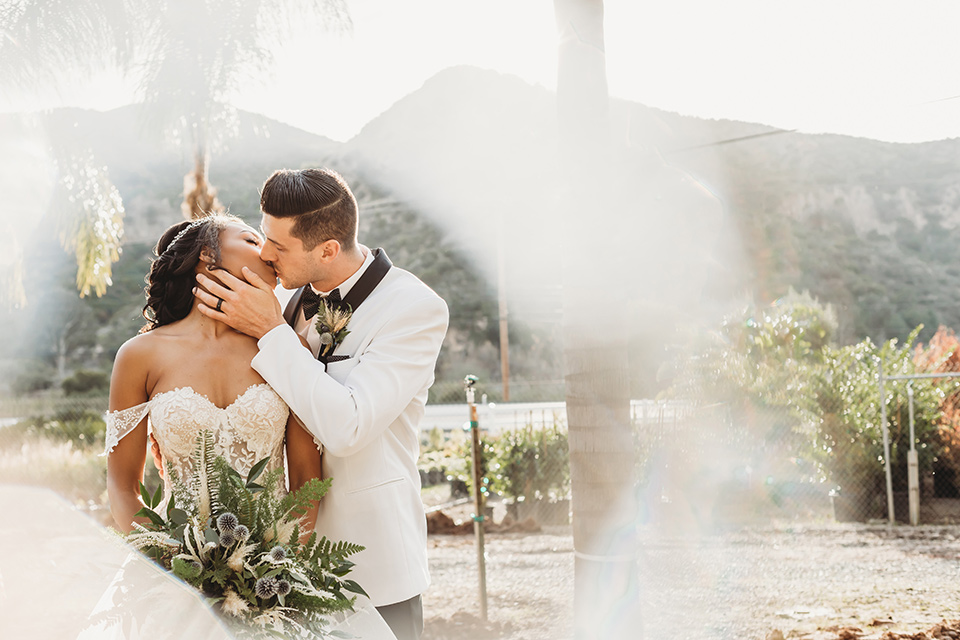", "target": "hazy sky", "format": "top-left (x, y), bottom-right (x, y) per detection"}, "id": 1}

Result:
top-left (4, 0), bottom-right (960, 143)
